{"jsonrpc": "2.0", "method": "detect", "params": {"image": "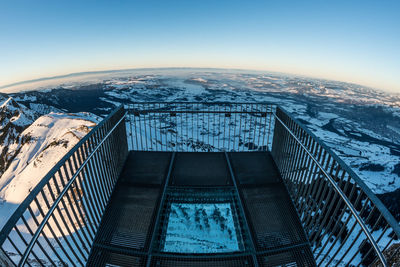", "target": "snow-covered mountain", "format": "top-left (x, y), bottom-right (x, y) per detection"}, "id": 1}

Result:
top-left (0, 98), bottom-right (100, 228)
top-left (1, 68), bottom-right (399, 218)
top-left (0, 97), bottom-right (37, 177)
